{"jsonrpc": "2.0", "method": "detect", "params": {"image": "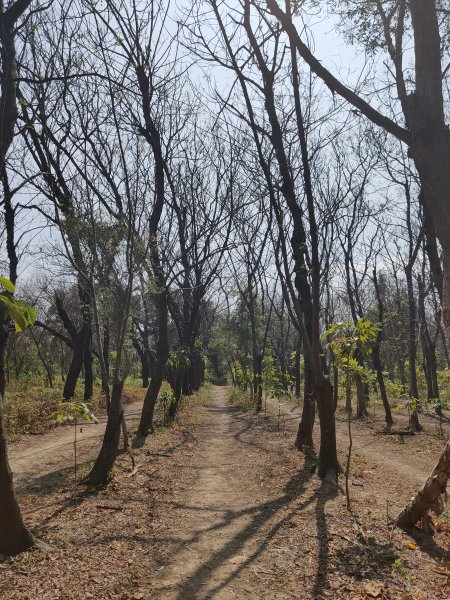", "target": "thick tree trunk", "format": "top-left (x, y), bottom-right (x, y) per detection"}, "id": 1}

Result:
top-left (0, 393), bottom-right (35, 555)
top-left (0, 324), bottom-right (35, 555)
top-left (396, 438), bottom-right (450, 532)
top-left (85, 380), bottom-right (124, 485)
top-left (316, 377), bottom-right (340, 481)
